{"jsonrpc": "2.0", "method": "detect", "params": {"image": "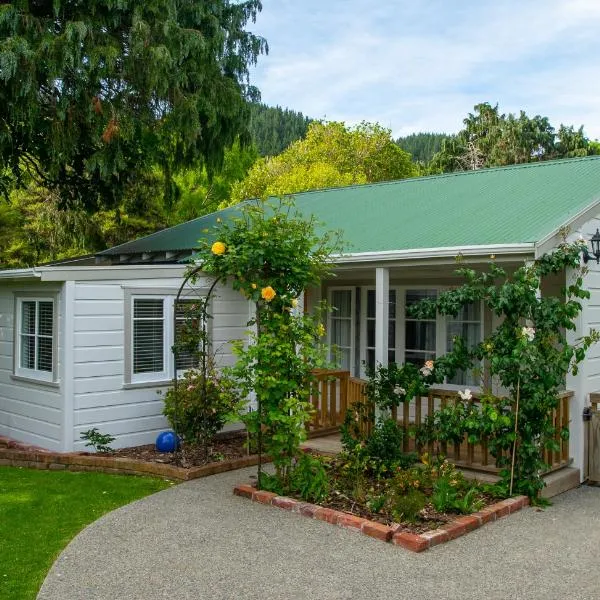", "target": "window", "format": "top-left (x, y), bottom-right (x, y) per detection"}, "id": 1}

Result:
top-left (174, 299), bottom-right (203, 372)
top-left (404, 289), bottom-right (437, 367)
top-left (328, 288), bottom-right (354, 371)
top-left (446, 302), bottom-right (482, 386)
top-left (364, 288), bottom-right (396, 373)
top-left (15, 298), bottom-right (56, 382)
top-left (127, 293), bottom-right (205, 385)
top-left (132, 298), bottom-right (166, 378)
